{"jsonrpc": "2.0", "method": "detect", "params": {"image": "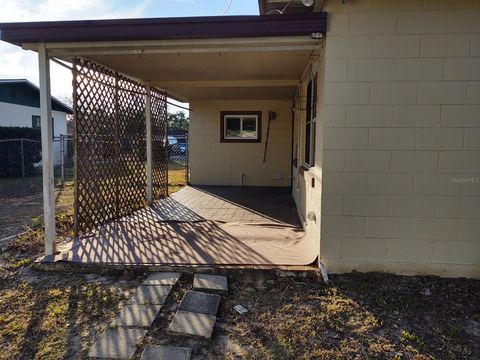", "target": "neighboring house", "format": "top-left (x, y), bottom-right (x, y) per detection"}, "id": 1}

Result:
top-left (1, 0), bottom-right (478, 278)
top-left (0, 79), bottom-right (72, 165)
